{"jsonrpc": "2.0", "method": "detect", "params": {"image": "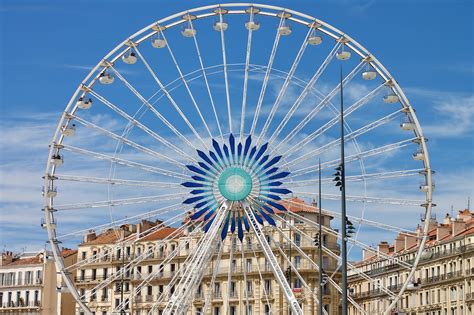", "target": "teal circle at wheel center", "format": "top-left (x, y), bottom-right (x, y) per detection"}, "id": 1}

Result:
top-left (218, 167), bottom-right (253, 201)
